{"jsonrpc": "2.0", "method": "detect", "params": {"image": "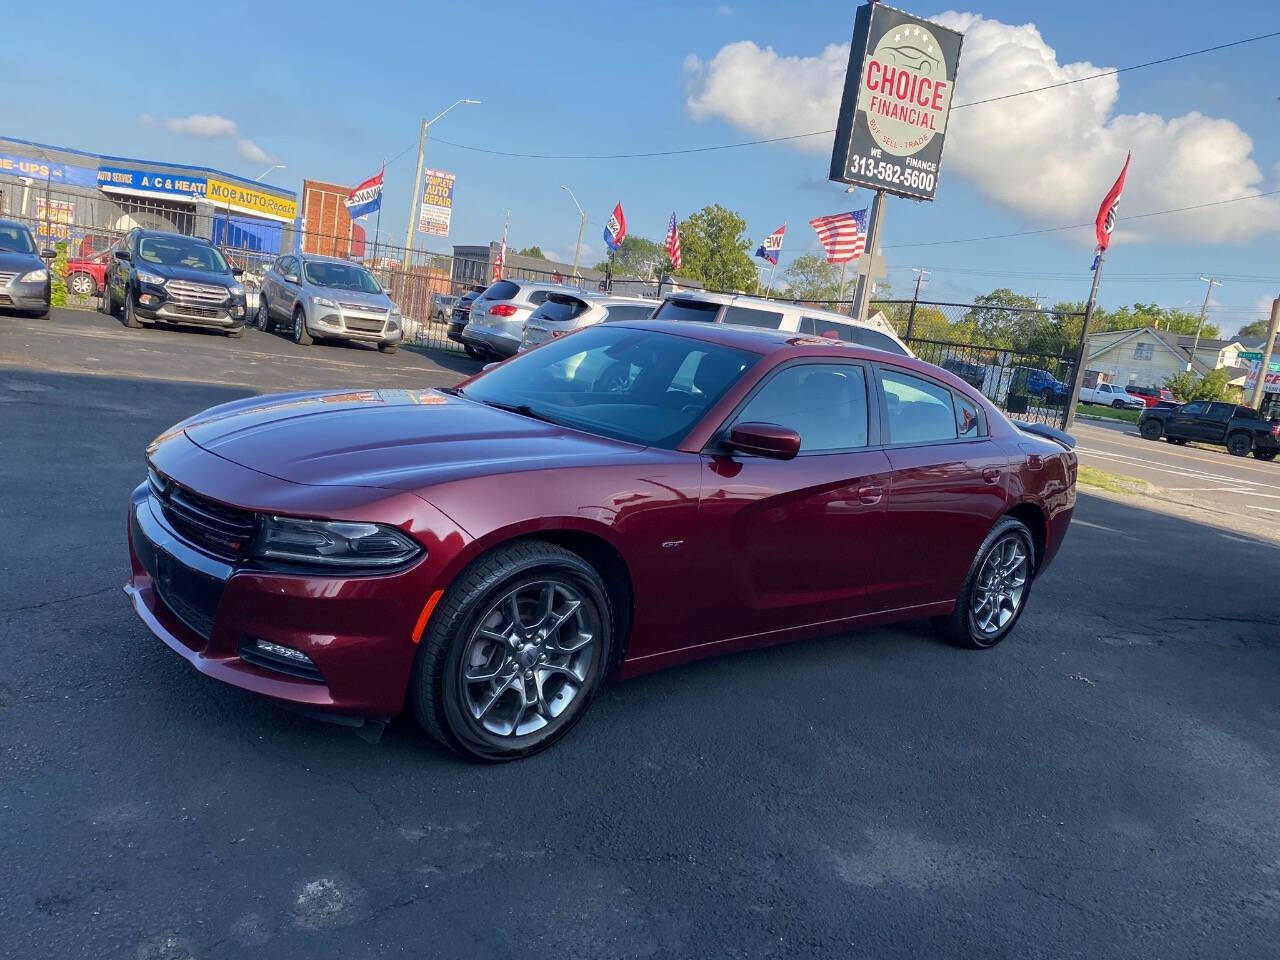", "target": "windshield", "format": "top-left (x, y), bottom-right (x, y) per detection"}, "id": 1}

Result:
top-left (460, 325), bottom-right (757, 448)
top-left (303, 260), bottom-right (382, 293)
top-left (138, 236), bottom-right (229, 273)
top-left (0, 224), bottom-right (37, 255)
